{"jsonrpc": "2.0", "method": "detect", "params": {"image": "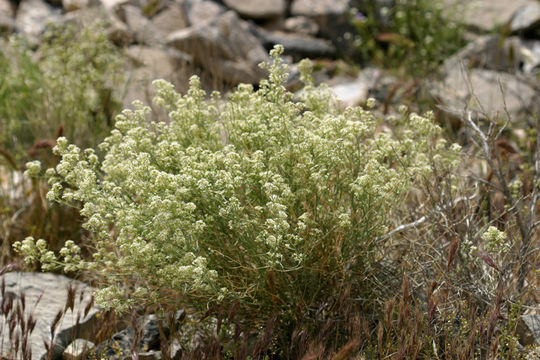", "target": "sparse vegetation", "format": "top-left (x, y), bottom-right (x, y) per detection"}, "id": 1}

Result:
top-left (0, 21), bottom-right (126, 266)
